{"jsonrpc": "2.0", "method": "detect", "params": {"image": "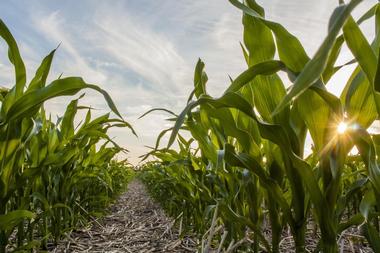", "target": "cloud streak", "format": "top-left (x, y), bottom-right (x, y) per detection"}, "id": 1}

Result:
top-left (33, 10), bottom-right (107, 84)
